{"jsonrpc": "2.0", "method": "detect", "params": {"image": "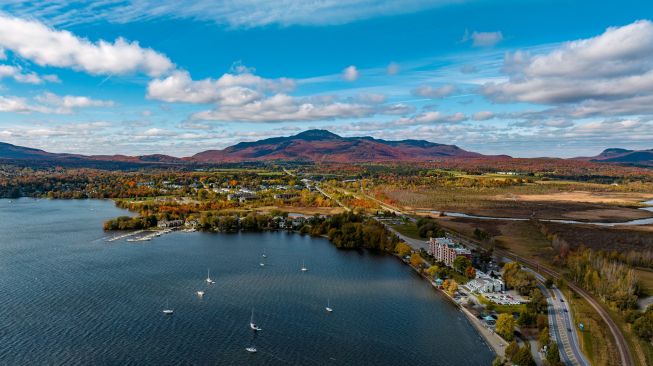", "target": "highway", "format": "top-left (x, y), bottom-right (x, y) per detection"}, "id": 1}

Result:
top-left (497, 248), bottom-right (634, 366)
